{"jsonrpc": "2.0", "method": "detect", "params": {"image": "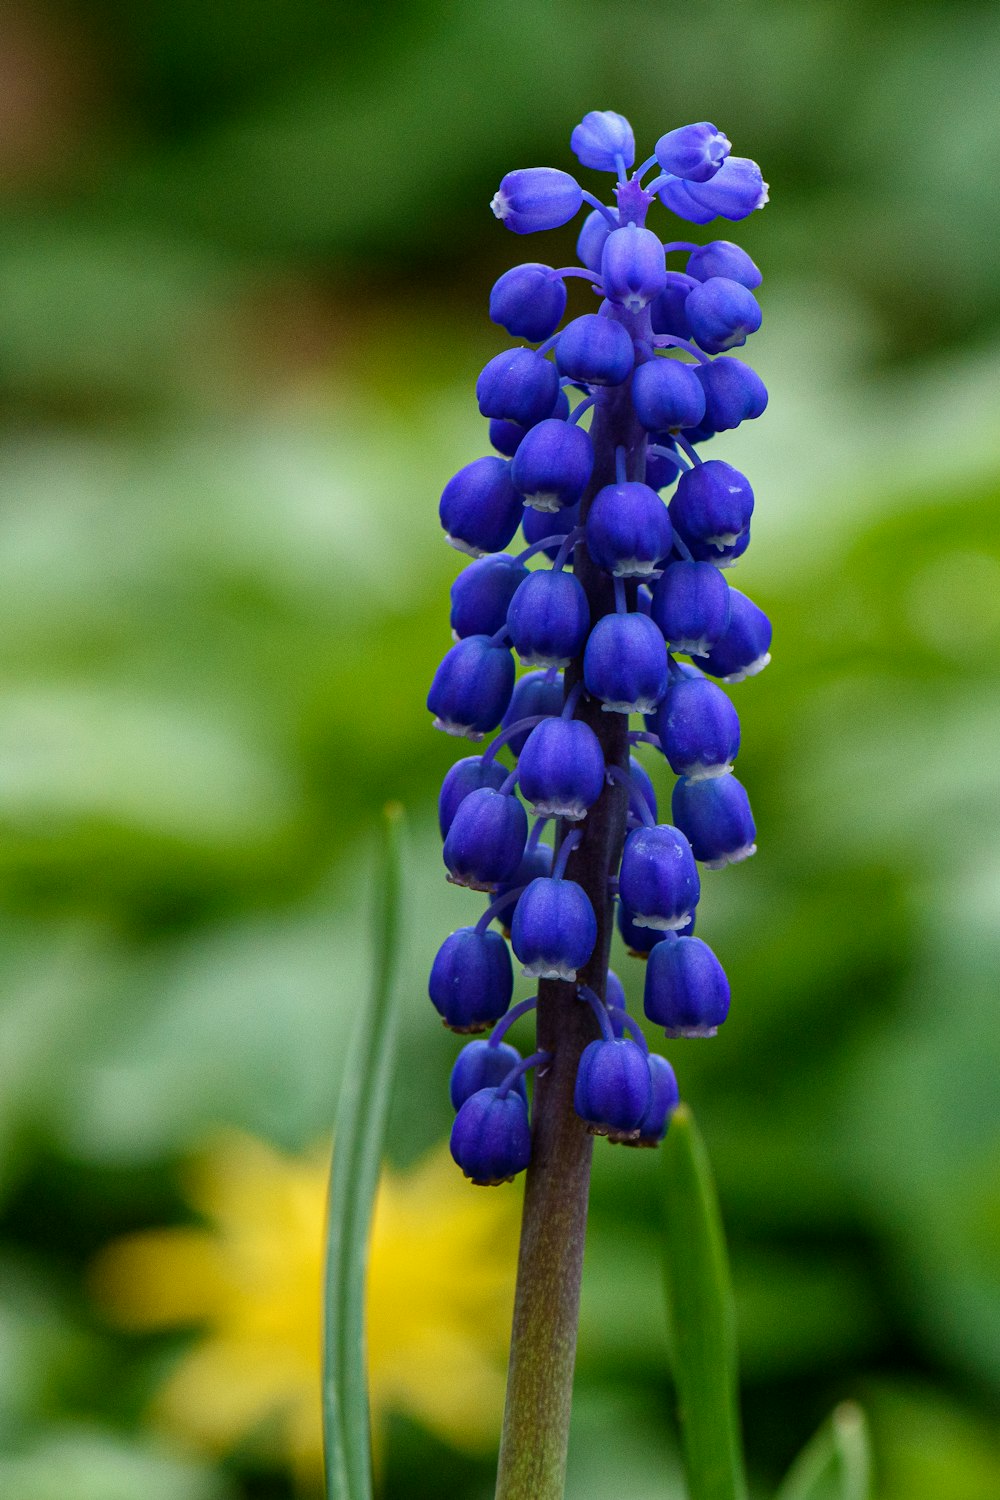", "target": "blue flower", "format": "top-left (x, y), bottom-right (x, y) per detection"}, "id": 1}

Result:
top-left (491, 168), bottom-right (584, 233)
